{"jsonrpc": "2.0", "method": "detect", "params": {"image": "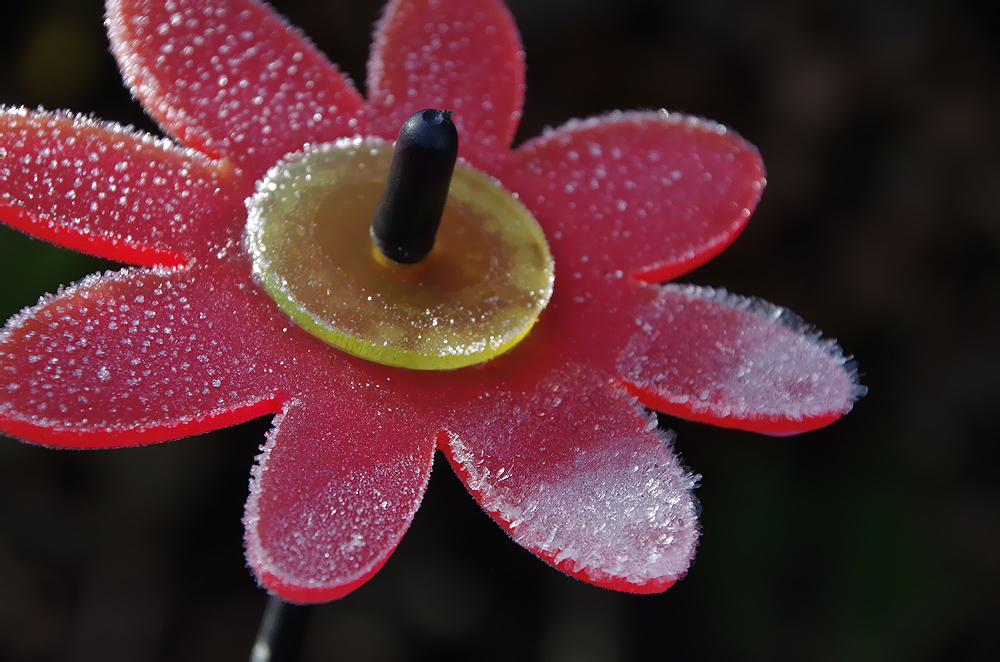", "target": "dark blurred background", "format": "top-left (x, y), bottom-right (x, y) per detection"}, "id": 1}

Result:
top-left (1, 0), bottom-right (998, 660)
